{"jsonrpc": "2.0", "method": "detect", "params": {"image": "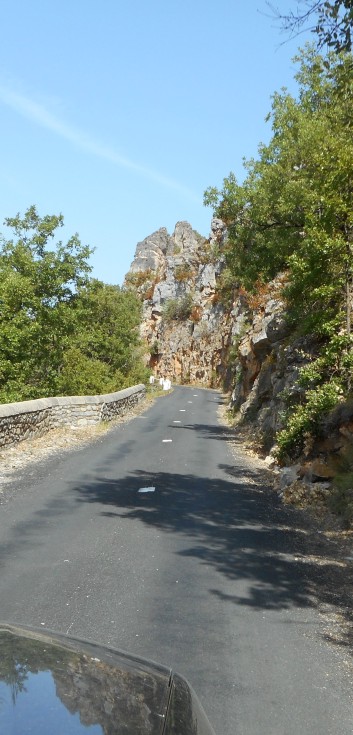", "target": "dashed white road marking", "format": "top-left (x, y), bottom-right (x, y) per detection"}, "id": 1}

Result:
top-left (138, 487), bottom-right (156, 493)
top-left (162, 439), bottom-right (172, 443)
top-left (173, 420), bottom-right (181, 423)
top-left (179, 409), bottom-right (186, 412)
